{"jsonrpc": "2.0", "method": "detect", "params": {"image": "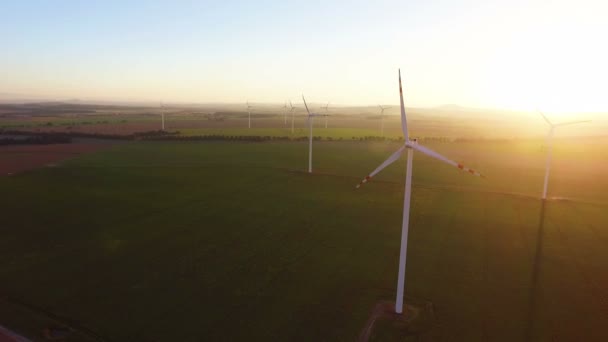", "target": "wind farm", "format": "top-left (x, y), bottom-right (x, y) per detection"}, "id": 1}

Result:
top-left (1, 78), bottom-right (606, 342)
top-left (1, 1), bottom-right (607, 341)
